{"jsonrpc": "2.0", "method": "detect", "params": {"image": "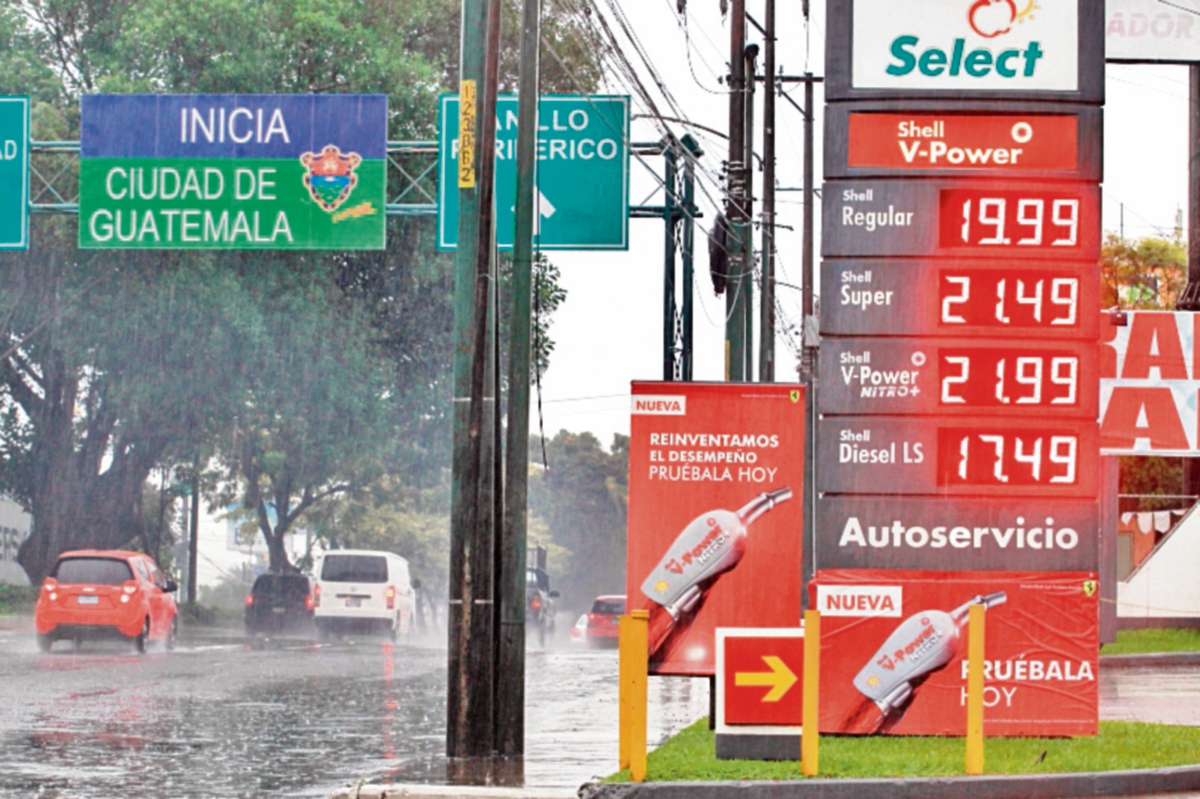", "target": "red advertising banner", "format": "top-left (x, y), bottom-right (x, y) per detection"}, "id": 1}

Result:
top-left (627, 382), bottom-right (806, 676)
top-left (1100, 311), bottom-right (1200, 455)
top-left (848, 113), bottom-right (1078, 172)
top-left (810, 569), bottom-right (1099, 737)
